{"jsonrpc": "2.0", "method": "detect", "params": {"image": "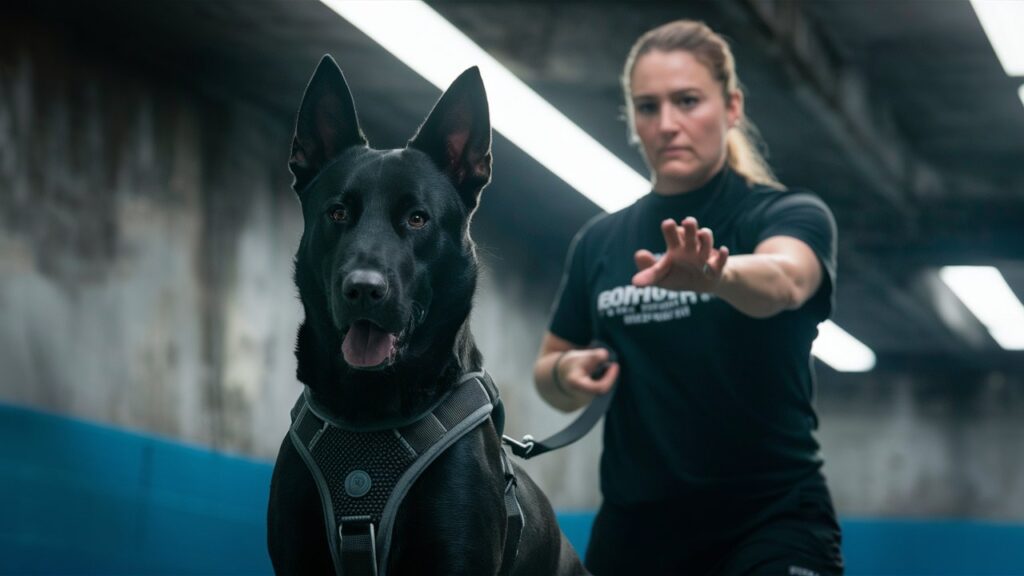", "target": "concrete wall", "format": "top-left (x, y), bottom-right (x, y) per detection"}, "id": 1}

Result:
top-left (3, 15), bottom-right (1023, 521)
top-left (0, 29), bottom-right (303, 457)
top-left (818, 370), bottom-right (1024, 520)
